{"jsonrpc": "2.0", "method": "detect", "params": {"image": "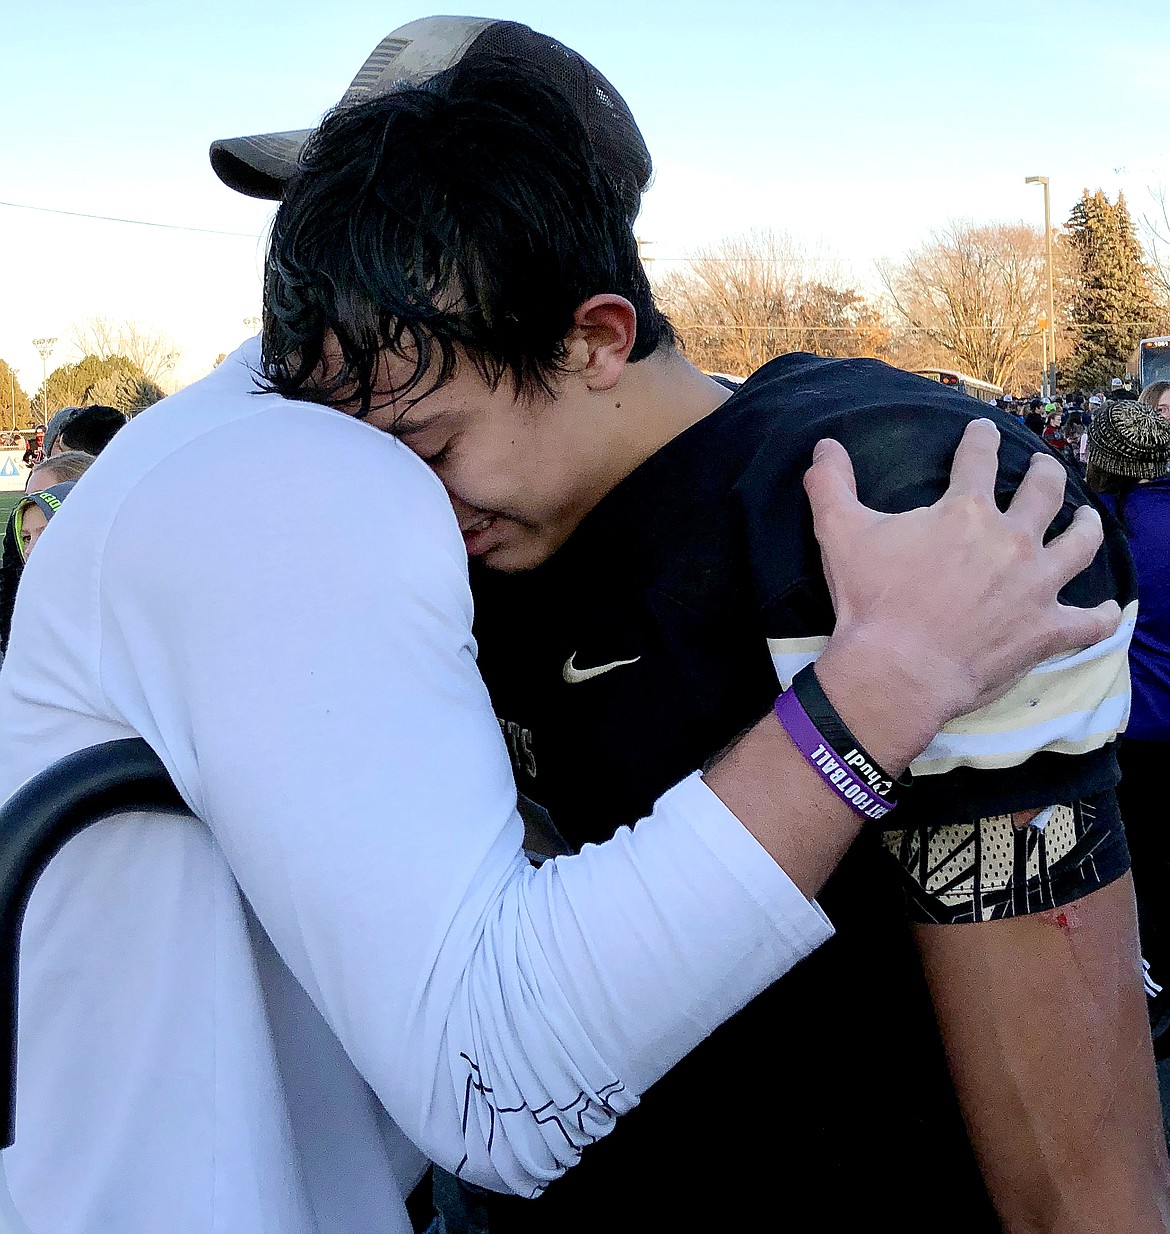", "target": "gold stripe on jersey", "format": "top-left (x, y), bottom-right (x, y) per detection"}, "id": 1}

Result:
top-left (765, 599), bottom-right (1136, 778)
